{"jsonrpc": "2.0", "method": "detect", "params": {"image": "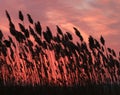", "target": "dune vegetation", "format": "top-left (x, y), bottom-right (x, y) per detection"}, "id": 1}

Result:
top-left (0, 10), bottom-right (120, 95)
